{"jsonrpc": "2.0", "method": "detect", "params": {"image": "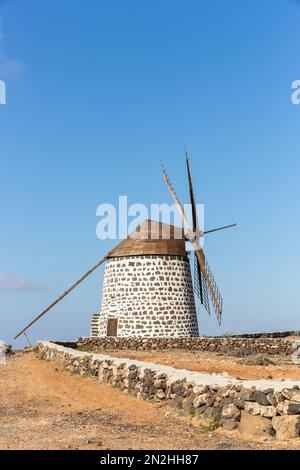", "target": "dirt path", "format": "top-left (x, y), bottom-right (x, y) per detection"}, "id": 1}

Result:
top-left (97, 349), bottom-right (300, 381)
top-left (0, 352), bottom-right (299, 450)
